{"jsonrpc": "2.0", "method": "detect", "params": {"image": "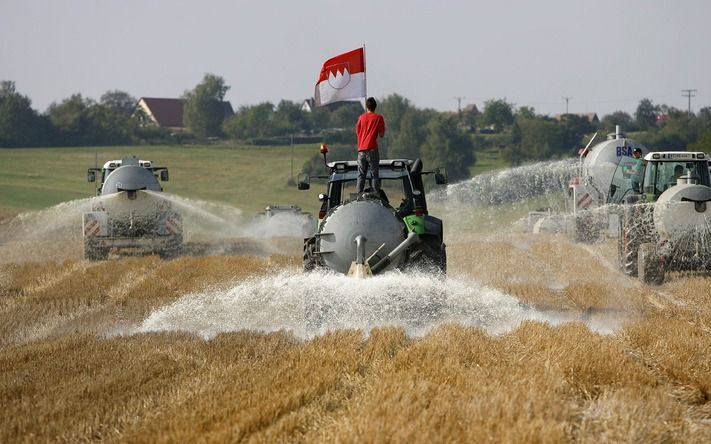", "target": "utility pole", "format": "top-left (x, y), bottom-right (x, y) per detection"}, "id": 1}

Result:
top-left (681, 89), bottom-right (697, 118)
top-left (454, 96), bottom-right (465, 113)
top-left (563, 97), bottom-right (572, 114)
